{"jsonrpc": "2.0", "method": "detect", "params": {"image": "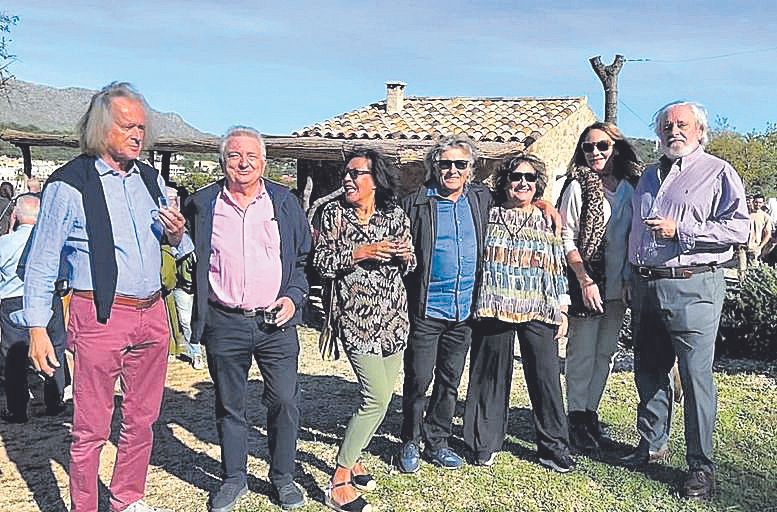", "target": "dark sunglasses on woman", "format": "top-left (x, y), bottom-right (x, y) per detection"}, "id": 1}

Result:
top-left (509, 171), bottom-right (538, 183)
top-left (581, 141), bottom-right (611, 153)
top-left (339, 168), bottom-right (372, 181)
